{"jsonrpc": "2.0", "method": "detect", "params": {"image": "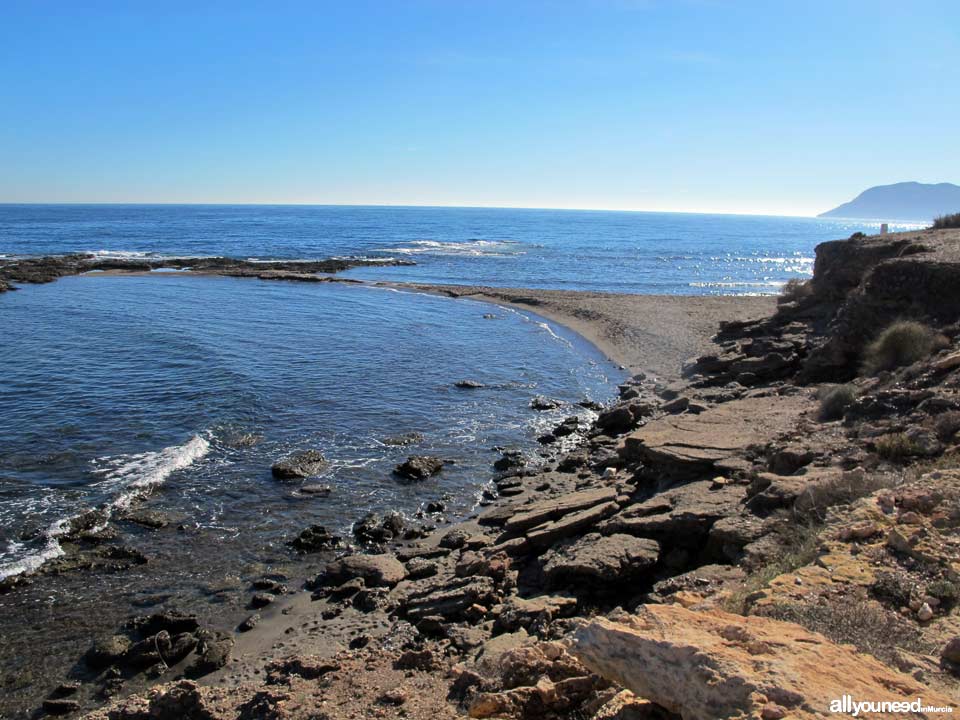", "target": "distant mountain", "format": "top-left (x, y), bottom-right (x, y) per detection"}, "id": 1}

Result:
top-left (818, 182), bottom-right (960, 223)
